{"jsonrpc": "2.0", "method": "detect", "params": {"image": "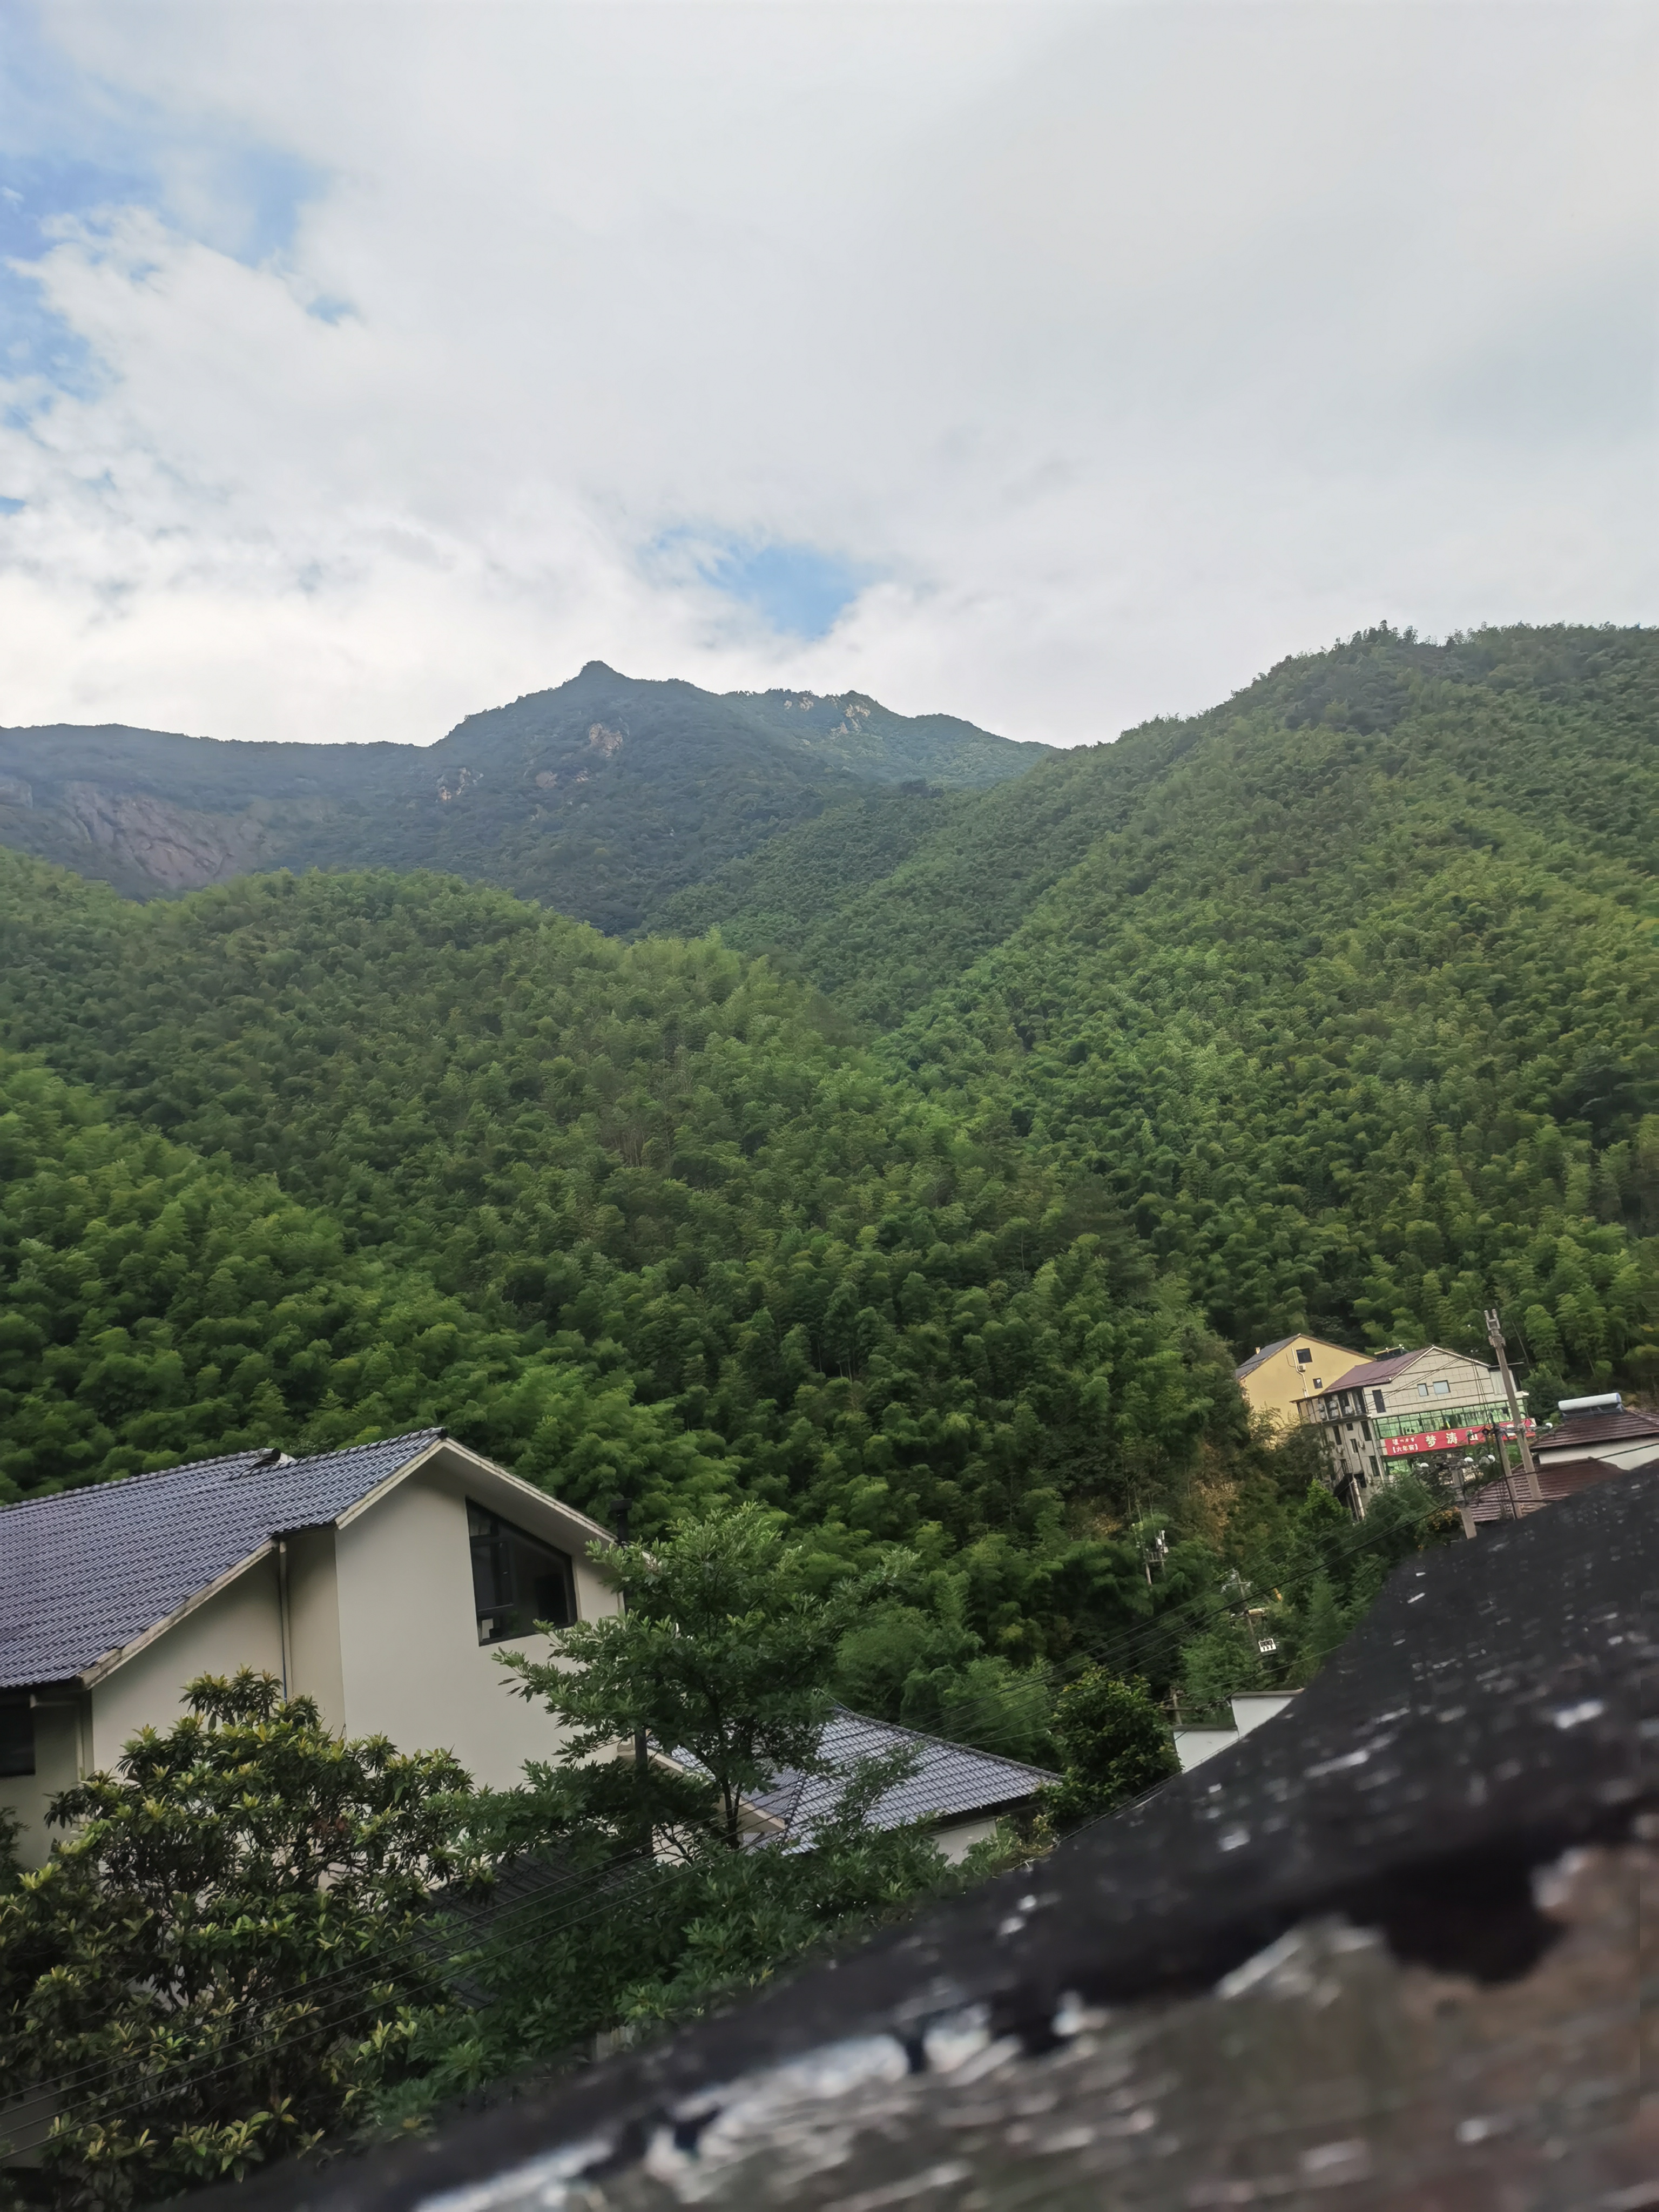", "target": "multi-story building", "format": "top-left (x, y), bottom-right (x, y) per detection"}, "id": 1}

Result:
top-left (1297, 1344), bottom-right (1532, 1512)
top-left (1233, 1333), bottom-right (1367, 1436)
